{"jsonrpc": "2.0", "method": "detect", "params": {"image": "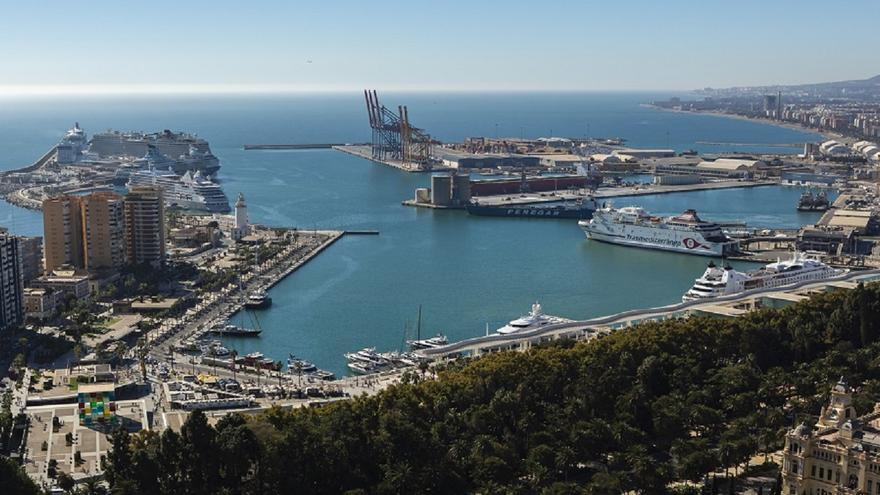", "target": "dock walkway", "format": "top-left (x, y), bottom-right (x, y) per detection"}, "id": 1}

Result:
top-left (418, 269), bottom-right (880, 360)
